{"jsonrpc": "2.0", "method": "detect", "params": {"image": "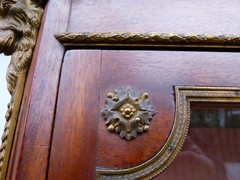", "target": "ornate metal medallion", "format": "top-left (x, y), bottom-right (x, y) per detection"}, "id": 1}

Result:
top-left (102, 87), bottom-right (156, 140)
